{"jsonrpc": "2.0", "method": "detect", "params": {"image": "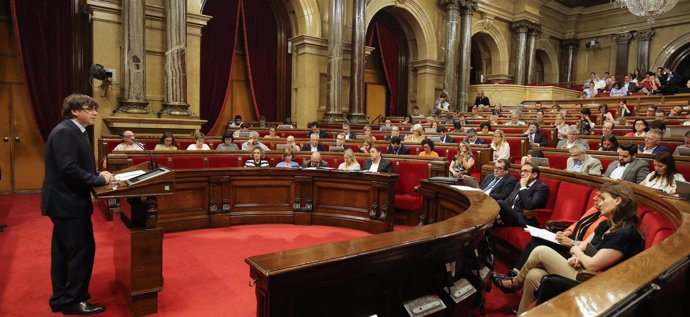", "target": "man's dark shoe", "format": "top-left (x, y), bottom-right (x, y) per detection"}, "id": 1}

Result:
top-left (50, 303), bottom-right (61, 313)
top-left (506, 269), bottom-right (518, 278)
top-left (61, 301), bottom-right (105, 315)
